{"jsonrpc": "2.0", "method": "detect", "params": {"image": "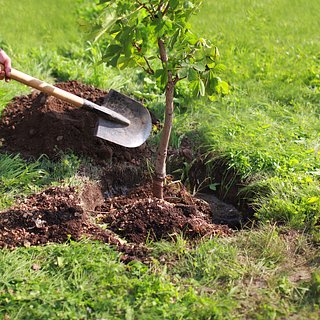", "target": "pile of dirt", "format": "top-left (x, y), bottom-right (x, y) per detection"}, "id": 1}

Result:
top-left (0, 81), bottom-right (234, 262)
top-left (0, 185), bottom-right (151, 263)
top-left (0, 186), bottom-right (102, 248)
top-left (96, 183), bottom-right (232, 244)
top-left (0, 81), bottom-right (150, 164)
top-left (0, 184), bottom-right (232, 262)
